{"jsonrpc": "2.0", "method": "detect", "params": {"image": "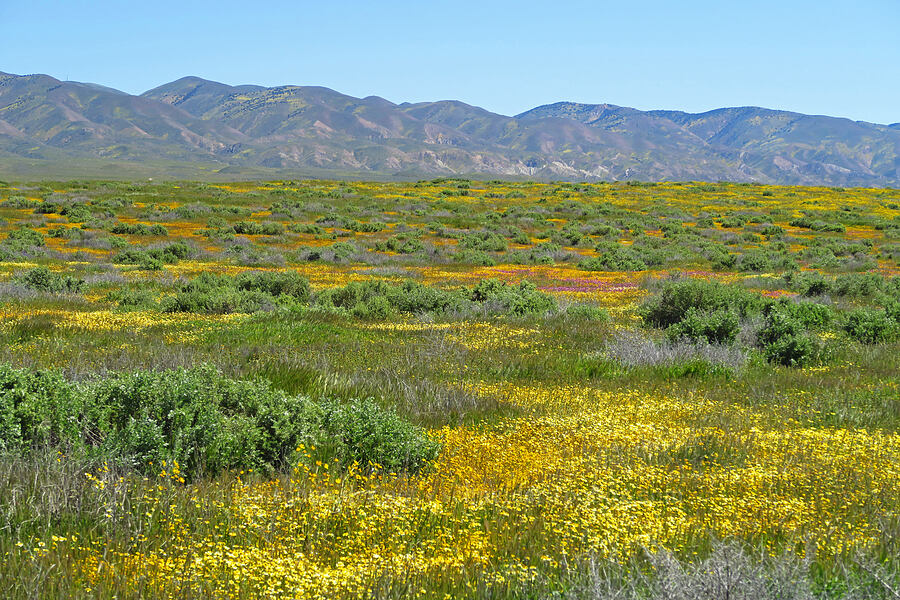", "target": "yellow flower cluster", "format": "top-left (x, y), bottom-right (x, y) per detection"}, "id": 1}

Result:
top-left (0, 307), bottom-right (246, 333)
top-left (64, 381), bottom-right (899, 598)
